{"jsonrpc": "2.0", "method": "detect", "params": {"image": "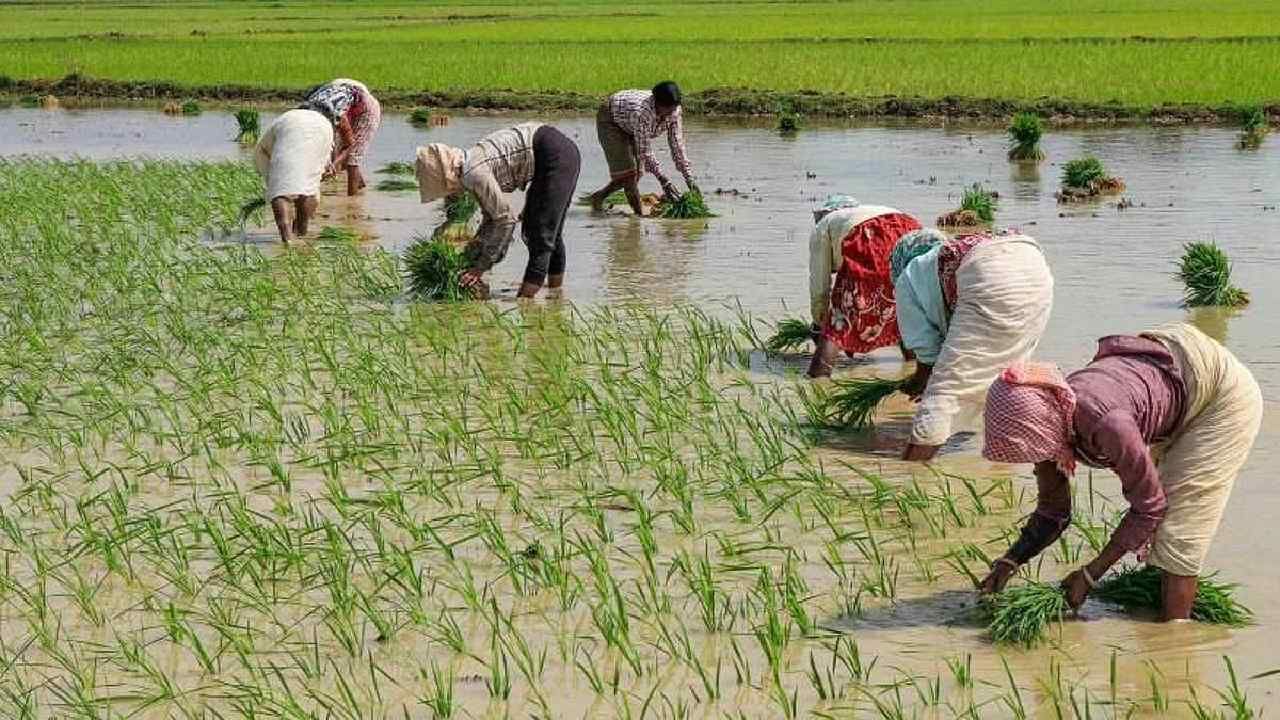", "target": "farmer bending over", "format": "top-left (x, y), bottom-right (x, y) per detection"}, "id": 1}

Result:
top-left (891, 229), bottom-right (1054, 460)
top-left (587, 82), bottom-right (697, 216)
top-left (978, 324), bottom-right (1262, 620)
top-left (415, 123), bottom-right (581, 298)
top-left (807, 196), bottom-right (927, 378)
top-left (254, 108), bottom-right (334, 244)
top-left (299, 78), bottom-right (381, 196)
